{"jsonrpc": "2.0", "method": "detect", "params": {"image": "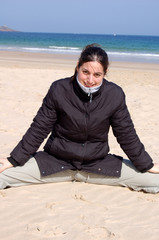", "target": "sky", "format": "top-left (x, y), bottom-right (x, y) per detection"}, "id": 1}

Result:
top-left (0, 0), bottom-right (159, 36)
